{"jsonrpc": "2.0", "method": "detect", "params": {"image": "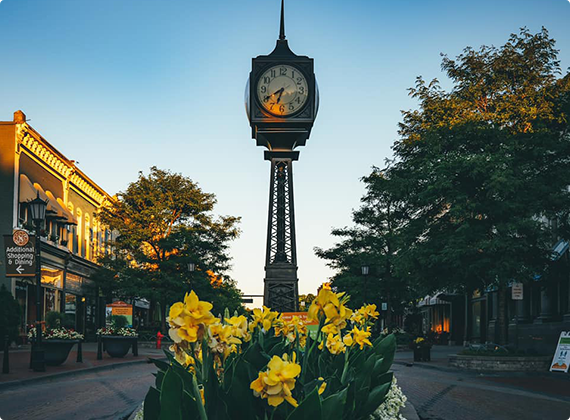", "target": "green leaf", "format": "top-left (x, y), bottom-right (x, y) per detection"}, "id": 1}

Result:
top-left (361, 373), bottom-right (393, 416)
top-left (158, 369), bottom-right (184, 420)
top-left (243, 342), bottom-right (270, 371)
top-left (143, 387), bottom-right (161, 420)
top-left (321, 387), bottom-right (348, 420)
top-left (373, 334), bottom-right (395, 374)
top-left (286, 386), bottom-right (322, 420)
top-left (150, 357), bottom-right (170, 372)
